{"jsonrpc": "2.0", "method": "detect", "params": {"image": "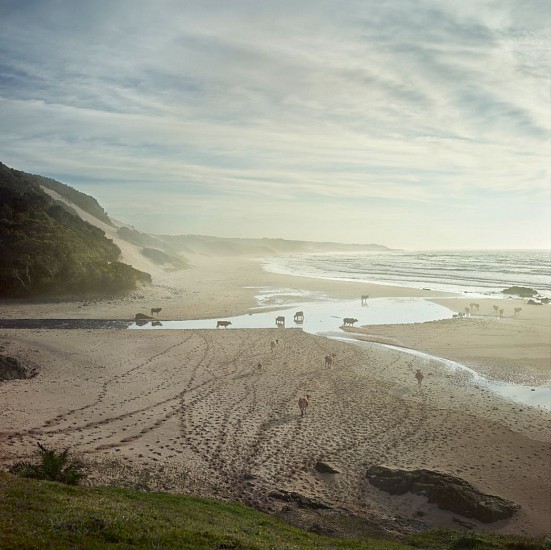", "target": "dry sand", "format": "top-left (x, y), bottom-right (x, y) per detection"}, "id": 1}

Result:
top-left (0, 255), bottom-right (550, 538)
